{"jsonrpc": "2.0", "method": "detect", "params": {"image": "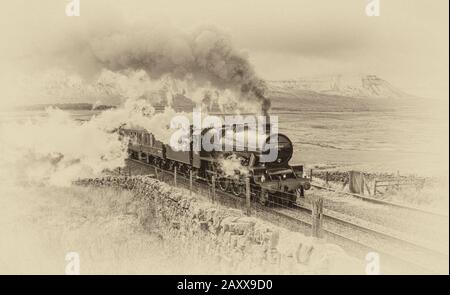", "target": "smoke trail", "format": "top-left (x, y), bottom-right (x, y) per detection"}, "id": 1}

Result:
top-left (88, 25), bottom-right (270, 114)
